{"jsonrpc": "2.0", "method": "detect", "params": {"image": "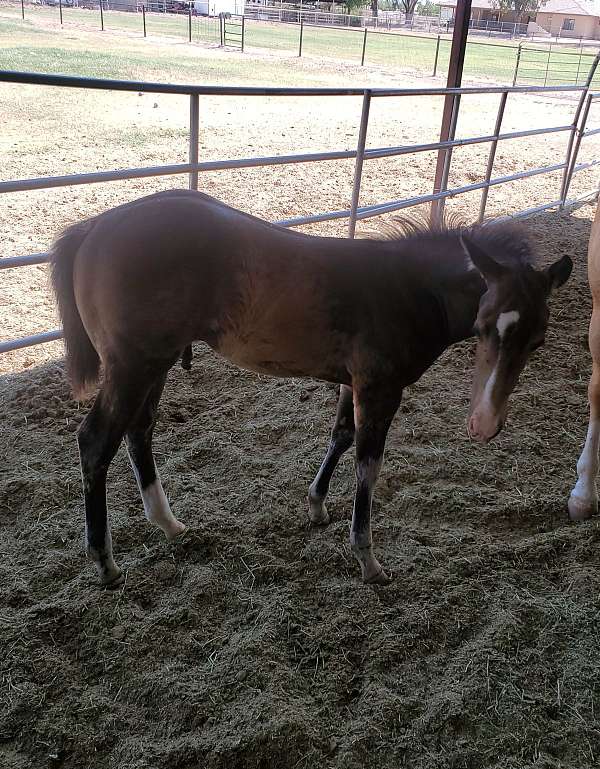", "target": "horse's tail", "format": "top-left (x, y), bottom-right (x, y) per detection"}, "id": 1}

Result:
top-left (50, 219), bottom-right (100, 399)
